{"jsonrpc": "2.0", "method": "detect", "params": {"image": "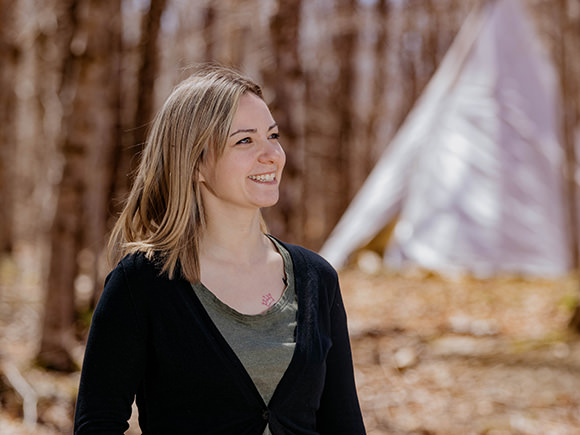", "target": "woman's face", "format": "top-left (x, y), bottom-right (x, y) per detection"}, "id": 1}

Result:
top-left (199, 92), bottom-right (286, 213)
